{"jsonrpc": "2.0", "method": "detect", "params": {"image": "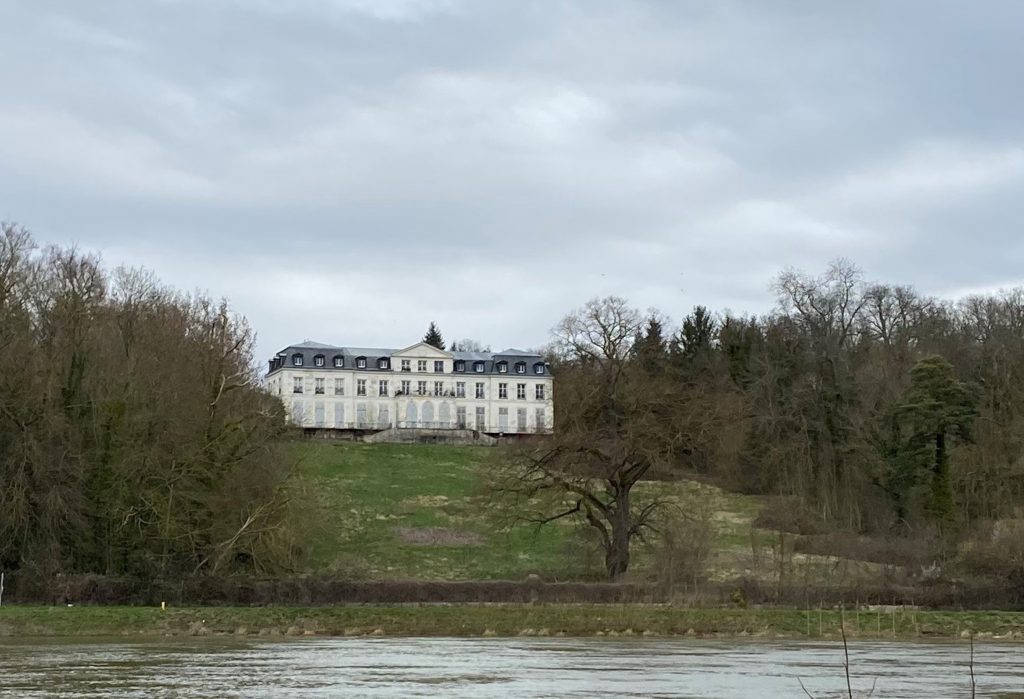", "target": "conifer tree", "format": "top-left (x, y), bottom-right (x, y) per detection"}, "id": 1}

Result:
top-left (423, 321), bottom-right (446, 350)
top-left (633, 316), bottom-right (667, 374)
top-left (894, 355), bottom-right (977, 526)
